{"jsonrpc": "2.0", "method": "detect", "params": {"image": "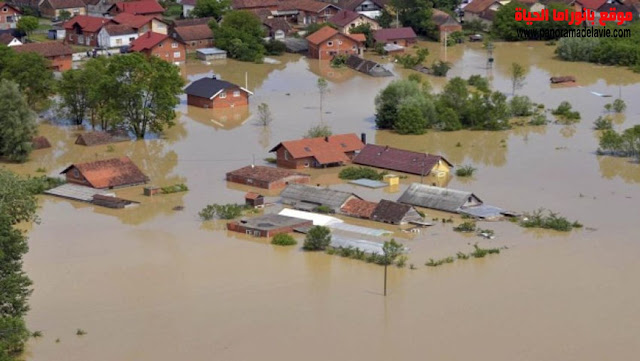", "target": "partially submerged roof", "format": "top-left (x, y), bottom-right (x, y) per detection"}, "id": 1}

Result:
top-left (458, 204), bottom-right (505, 220)
top-left (345, 55), bottom-right (392, 77)
top-left (269, 133), bottom-right (364, 165)
top-left (397, 183), bottom-right (482, 213)
top-left (245, 191), bottom-right (263, 200)
top-left (226, 165), bottom-right (309, 183)
top-left (237, 214), bottom-right (310, 231)
top-left (60, 156), bottom-right (149, 189)
top-left (340, 198), bottom-right (378, 219)
top-left (374, 27), bottom-right (417, 42)
top-left (281, 184), bottom-right (359, 211)
top-left (44, 183), bottom-right (111, 202)
top-left (348, 178), bottom-right (387, 188)
top-left (353, 144), bottom-right (452, 176)
top-left (370, 199), bottom-right (419, 224)
top-left (184, 77), bottom-right (252, 99)
top-left (196, 47), bottom-right (227, 55)
top-left (75, 131), bottom-right (129, 146)
top-left (13, 42), bottom-right (74, 57)
top-left (32, 136), bottom-right (52, 149)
